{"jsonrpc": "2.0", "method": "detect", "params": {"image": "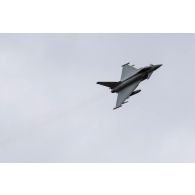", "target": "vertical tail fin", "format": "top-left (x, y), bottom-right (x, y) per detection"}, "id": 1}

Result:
top-left (97, 81), bottom-right (120, 89)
